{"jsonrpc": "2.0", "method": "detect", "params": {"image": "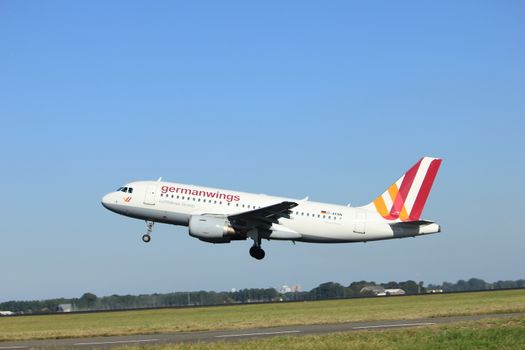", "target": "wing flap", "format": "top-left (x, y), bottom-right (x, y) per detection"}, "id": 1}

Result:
top-left (228, 201), bottom-right (298, 227)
